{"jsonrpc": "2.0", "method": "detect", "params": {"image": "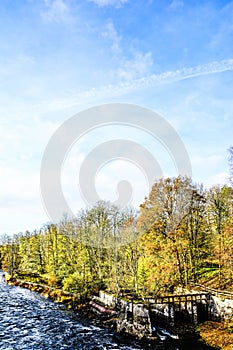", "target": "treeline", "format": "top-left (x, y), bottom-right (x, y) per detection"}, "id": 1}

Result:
top-left (0, 176), bottom-right (233, 296)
